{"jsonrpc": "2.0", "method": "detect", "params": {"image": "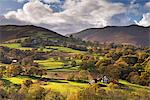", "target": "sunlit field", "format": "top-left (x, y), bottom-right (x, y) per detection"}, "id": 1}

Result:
top-left (0, 43), bottom-right (32, 50)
